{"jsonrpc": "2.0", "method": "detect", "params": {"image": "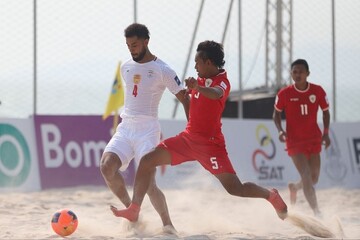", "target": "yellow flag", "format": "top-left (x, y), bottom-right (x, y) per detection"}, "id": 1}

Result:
top-left (102, 62), bottom-right (124, 120)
